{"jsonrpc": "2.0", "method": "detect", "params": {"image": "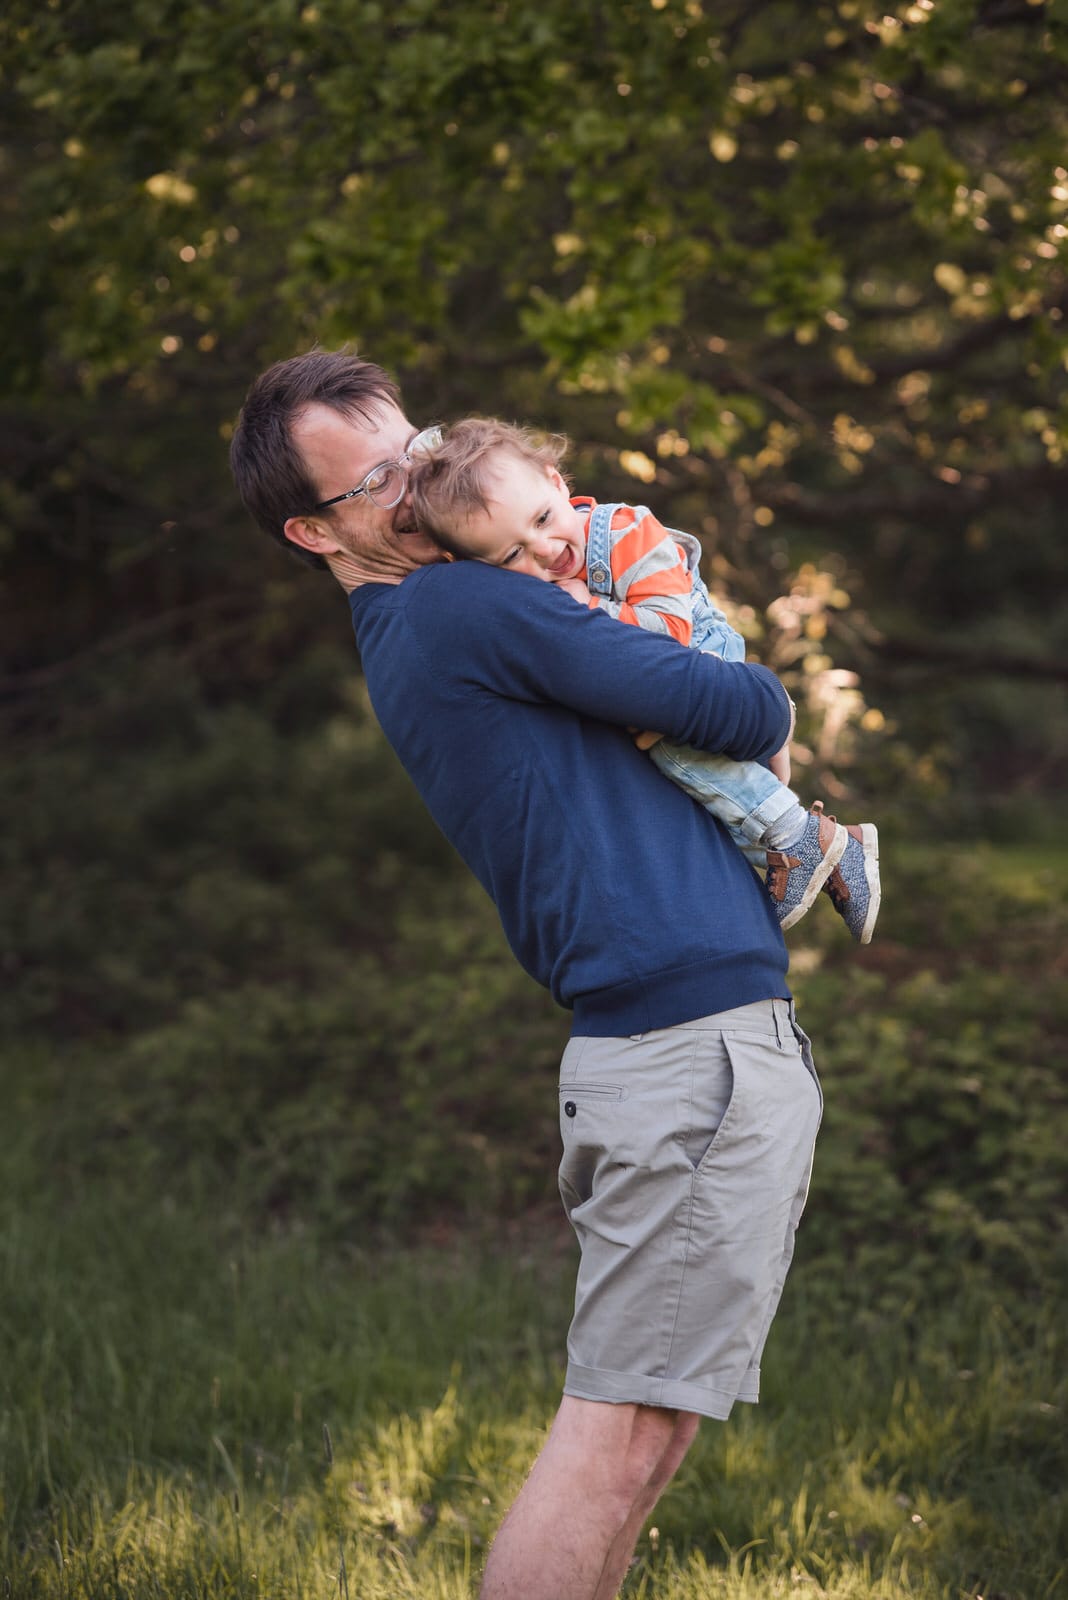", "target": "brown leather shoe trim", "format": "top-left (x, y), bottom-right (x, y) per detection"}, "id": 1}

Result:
top-left (824, 864), bottom-right (850, 906)
top-left (810, 799), bottom-right (840, 856)
top-left (765, 850), bottom-right (801, 904)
